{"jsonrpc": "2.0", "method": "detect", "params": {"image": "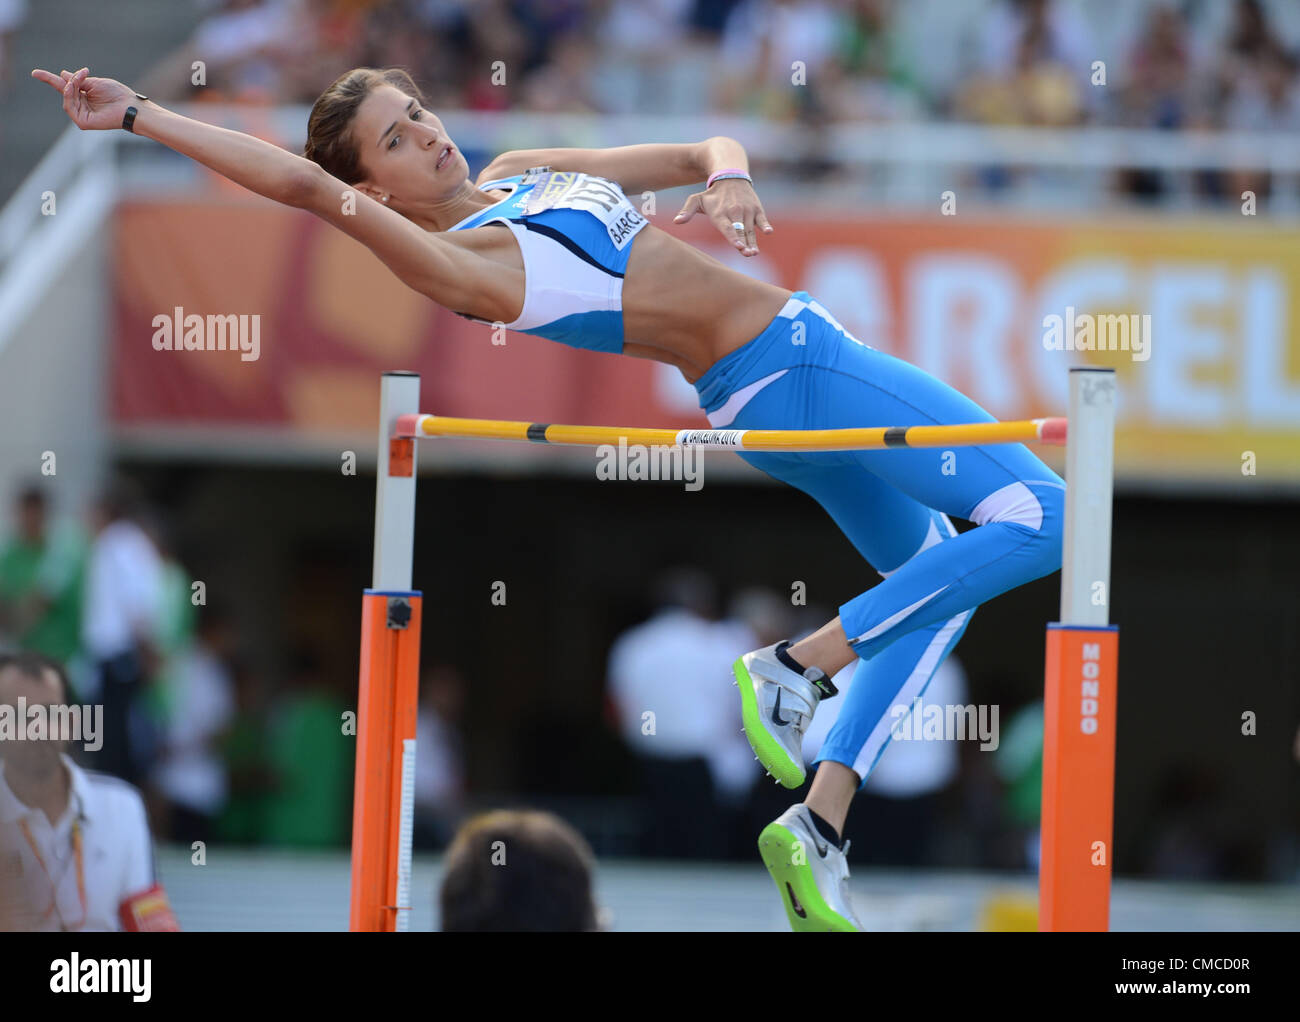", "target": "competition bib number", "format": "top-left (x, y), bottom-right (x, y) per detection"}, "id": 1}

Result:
top-left (520, 170), bottom-right (647, 251)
